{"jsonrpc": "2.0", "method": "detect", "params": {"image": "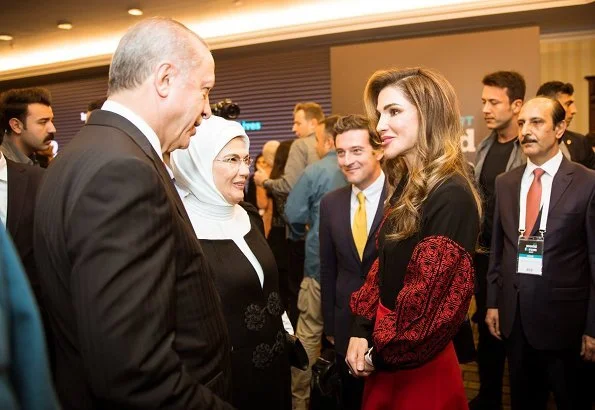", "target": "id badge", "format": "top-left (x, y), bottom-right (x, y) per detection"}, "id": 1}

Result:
top-left (517, 236), bottom-right (544, 275)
